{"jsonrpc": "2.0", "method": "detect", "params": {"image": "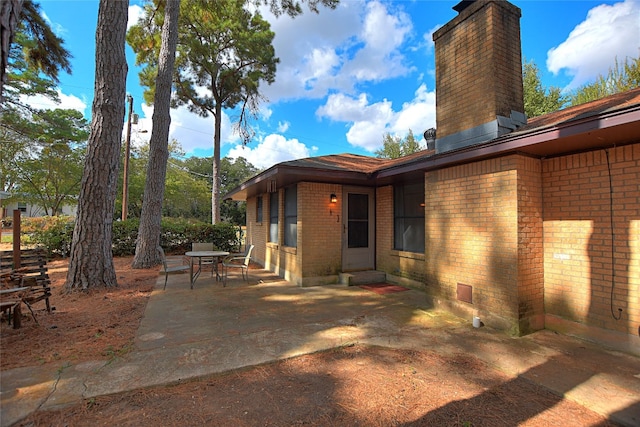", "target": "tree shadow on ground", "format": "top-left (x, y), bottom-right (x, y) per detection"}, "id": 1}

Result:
top-left (401, 354), bottom-right (621, 426)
